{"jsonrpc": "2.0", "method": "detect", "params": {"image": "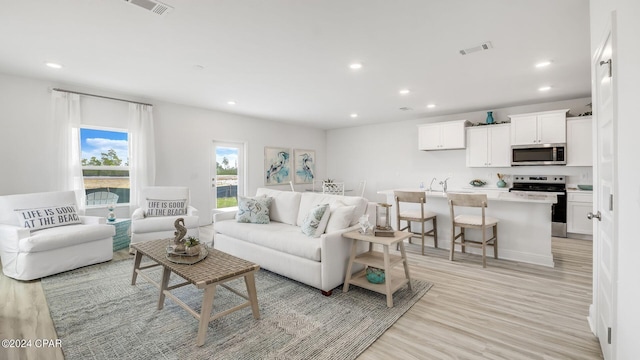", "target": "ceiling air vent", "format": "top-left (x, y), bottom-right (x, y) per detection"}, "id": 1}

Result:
top-left (124, 0), bottom-right (173, 16)
top-left (459, 41), bottom-right (493, 55)
top-left (399, 107), bottom-right (413, 111)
